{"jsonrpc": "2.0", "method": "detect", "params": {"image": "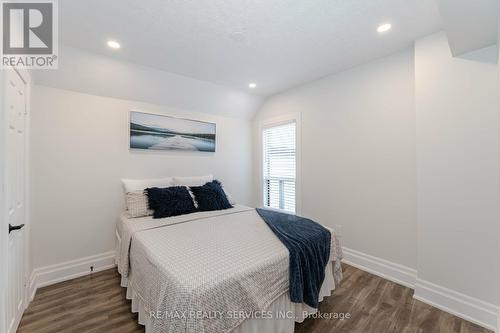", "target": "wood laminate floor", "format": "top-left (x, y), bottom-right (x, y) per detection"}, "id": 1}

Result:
top-left (18, 264), bottom-right (491, 333)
